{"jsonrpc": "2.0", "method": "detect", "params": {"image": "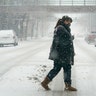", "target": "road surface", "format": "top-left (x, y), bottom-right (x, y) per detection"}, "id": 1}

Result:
top-left (0, 38), bottom-right (96, 96)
